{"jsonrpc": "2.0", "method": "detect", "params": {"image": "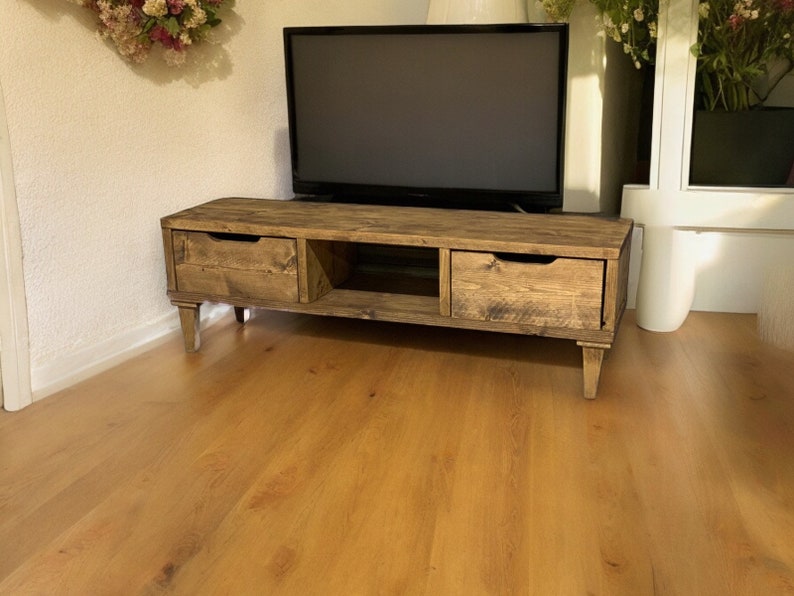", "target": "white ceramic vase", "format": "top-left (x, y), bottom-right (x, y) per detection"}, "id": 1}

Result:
top-left (426, 0), bottom-right (529, 23)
